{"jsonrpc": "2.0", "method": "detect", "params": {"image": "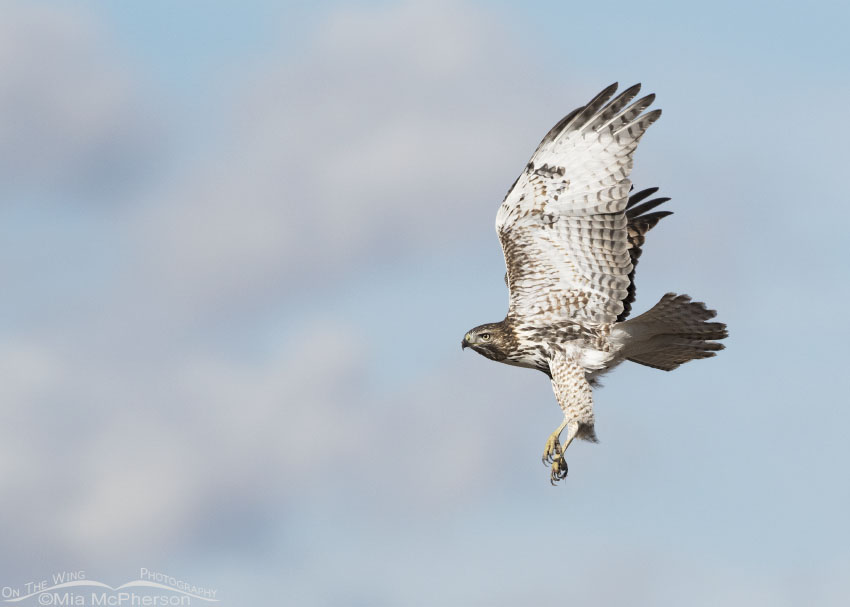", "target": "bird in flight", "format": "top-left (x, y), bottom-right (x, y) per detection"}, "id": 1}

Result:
top-left (462, 83), bottom-right (727, 484)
